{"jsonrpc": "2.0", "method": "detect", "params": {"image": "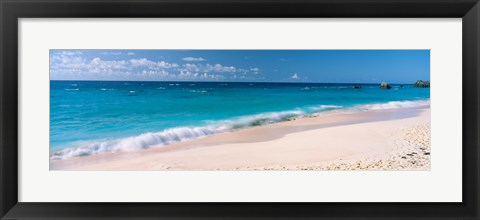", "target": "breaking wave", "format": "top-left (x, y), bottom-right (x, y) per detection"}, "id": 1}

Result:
top-left (354, 100), bottom-right (430, 111)
top-left (50, 99), bottom-right (429, 160)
